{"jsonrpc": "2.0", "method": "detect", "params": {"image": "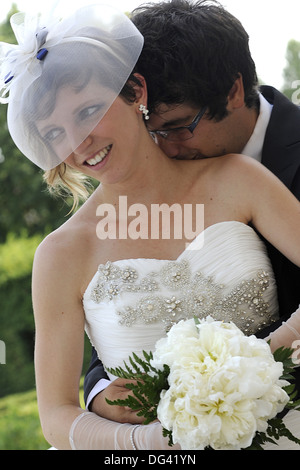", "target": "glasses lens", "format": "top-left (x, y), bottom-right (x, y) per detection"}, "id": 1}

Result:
top-left (151, 107), bottom-right (207, 142)
top-left (162, 128), bottom-right (194, 142)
